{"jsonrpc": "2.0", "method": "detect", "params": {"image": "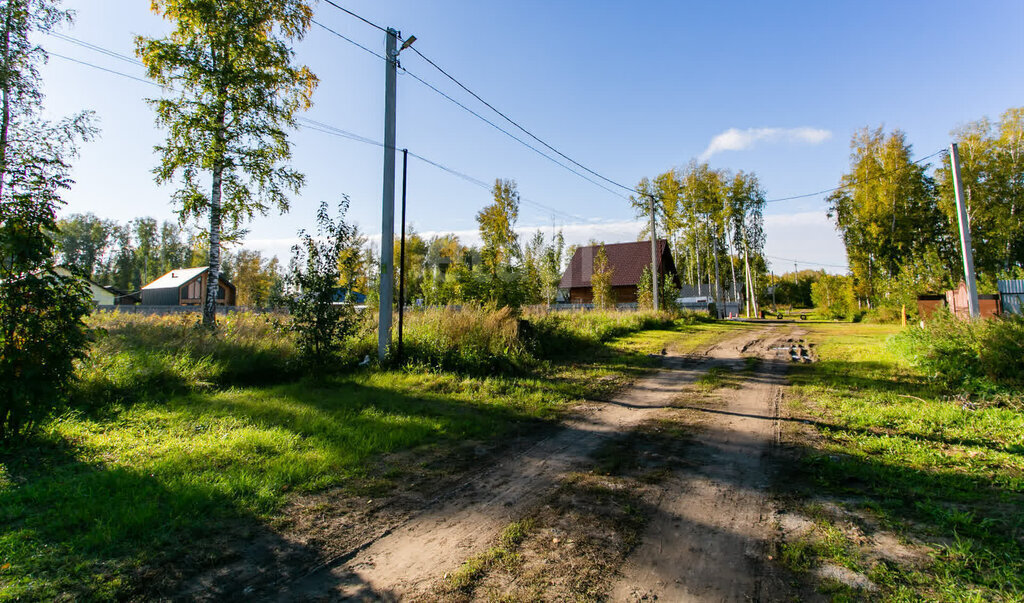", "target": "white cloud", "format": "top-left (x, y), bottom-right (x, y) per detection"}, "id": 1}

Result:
top-left (699, 127), bottom-right (832, 160)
